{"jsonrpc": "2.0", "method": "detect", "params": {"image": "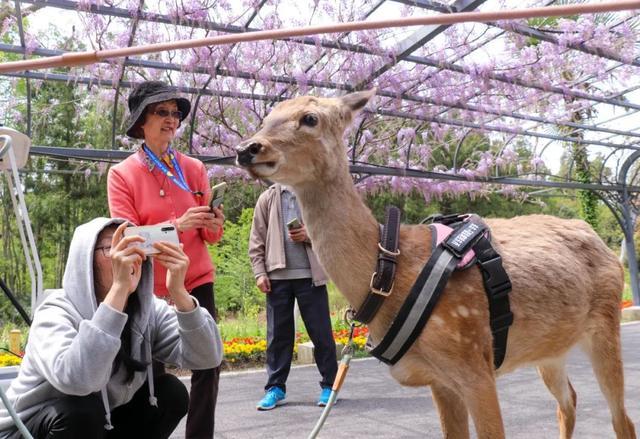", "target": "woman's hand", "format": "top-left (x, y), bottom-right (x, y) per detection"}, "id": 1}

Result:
top-left (176, 206), bottom-right (217, 232)
top-left (205, 205), bottom-right (225, 233)
top-left (152, 241), bottom-right (195, 312)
